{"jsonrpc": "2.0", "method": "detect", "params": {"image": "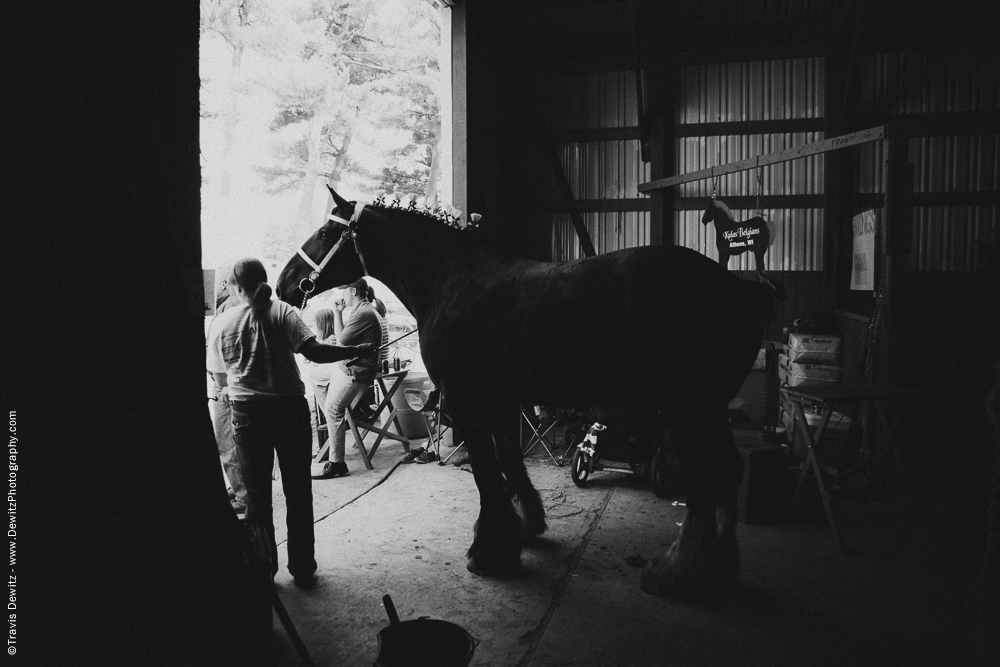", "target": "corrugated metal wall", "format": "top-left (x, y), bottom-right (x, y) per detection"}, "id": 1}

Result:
top-left (554, 140), bottom-right (648, 200)
top-left (546, 52), bottom-right (997, 272)
top-left (677, 59), bottom-right (824, 124)
top-left (547, 70), bottom-right (641, 132)
top-left (548, 71), bottom-right (650, 260)
top-left (675, 58), bottom-right (826, 271)
top-left (855, 51), bottom-right (999, 271)
top-left (553, 211), bottom-right (650, 260)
